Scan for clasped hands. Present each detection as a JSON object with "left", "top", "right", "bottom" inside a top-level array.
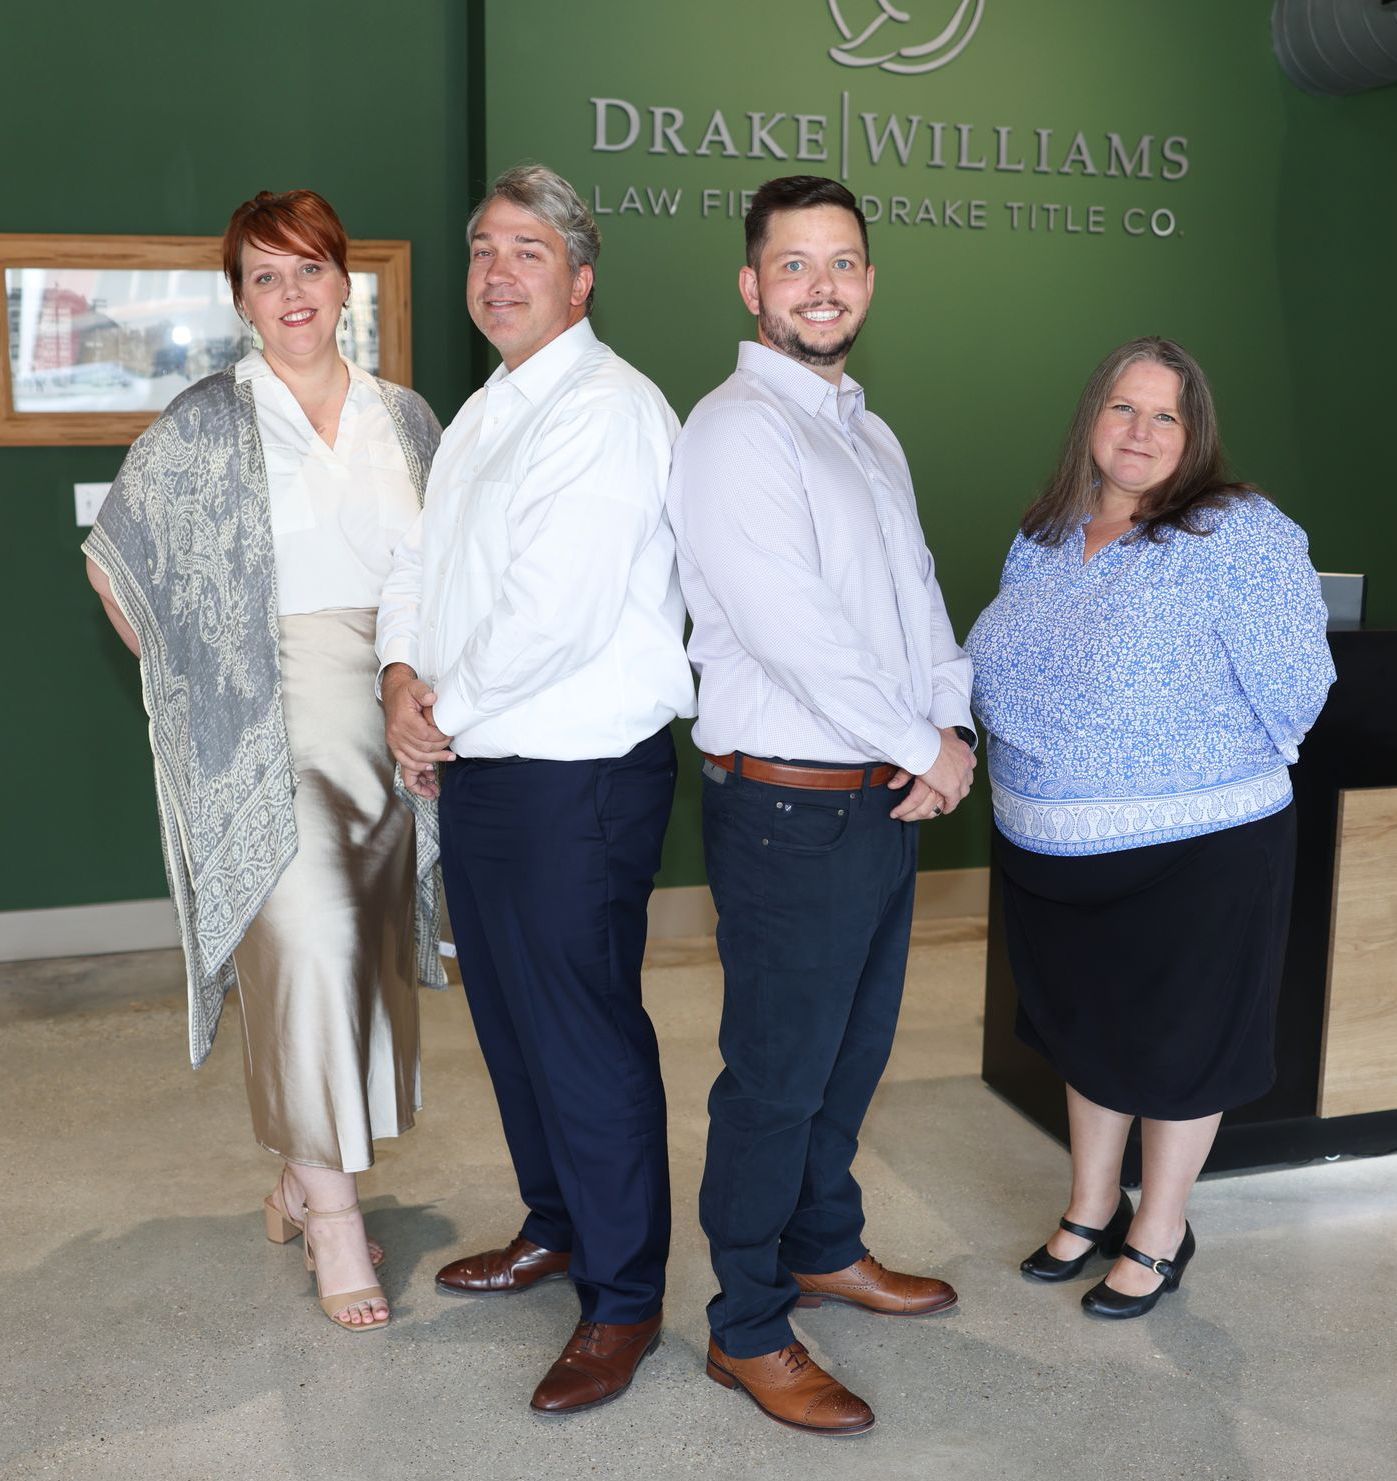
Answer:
[
  {"left": 380, "top": 675, "right": 974, "bottom": 819},
  {"left": 888, "top": 727, "right": 977, "bottom": 823},
  {"left": 381, "top": 663, "right": 455, "bottom": 799}
]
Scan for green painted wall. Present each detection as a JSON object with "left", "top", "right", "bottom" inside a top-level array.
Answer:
[
  {"left": 483, "top": 0, "right": 1397, "bottom": 887},
  {"left": 3, "top": 1, "right": 1393, "bottom": 911},
  {"left": 0, "top": 0, "right": 479, "bottom": 912}
]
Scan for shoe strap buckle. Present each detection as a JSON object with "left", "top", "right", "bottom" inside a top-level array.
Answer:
[{"left": 1120, "top": 1241, "right": 1177, "bottom": 1279}]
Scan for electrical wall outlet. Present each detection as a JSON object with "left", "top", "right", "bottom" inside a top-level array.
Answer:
[{"left": 74, "top": 483, "right": 111, "bottom": 527}]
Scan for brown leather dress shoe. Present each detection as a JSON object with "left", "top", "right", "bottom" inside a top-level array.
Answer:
[
  {"left": 793, "top": 1254, "right": 958, "bottom": 1315},
  {"left": 529, "top": 1313, "right": 663, "bottom": 1414},
  {"left": 705, "top": 1338, "right": 875, "bottom": 1436},
  {"left": 435, "top": 1235, "right": 570, "bottom": 1295}
]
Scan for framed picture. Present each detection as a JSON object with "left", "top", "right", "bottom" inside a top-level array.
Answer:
[{"left": 0, "top": 233, "right": 412, "bottom": 446}]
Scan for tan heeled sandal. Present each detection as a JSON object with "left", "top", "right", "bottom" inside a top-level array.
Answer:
[
  {"left": 302, "top": 1202, "right": 390, "bottom": 1333},
  {"left": 263, "top": 1168, "right": 385, "bottom": 1268},
  {"left": 263, "top": 1168, "right": 304, "bottom": 1245}
]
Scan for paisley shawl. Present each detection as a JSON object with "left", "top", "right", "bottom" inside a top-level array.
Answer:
[{"left": 82, "top": 367, "right": 447, "bottom": 1067}]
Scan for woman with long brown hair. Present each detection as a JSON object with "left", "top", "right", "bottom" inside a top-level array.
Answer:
[
  {"left": 966, "top": 337, "right": 1333, "bottom": 1318},
  {"left": 83, "top": 191, "right": 443, "bottom": 1332}
]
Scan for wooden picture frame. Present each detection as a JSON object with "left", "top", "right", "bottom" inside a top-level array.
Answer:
[{"left": 0, "top": 233, "right": 412, "bottom": 446}]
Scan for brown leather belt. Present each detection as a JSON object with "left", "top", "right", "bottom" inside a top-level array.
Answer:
[{"left": 703, "top": 752, "right": 896, "bottom": 791}]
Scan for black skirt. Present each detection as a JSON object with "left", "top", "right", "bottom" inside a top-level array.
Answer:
[{"left": 995, "top": 805, "right": 1297, "bottom": 1120}]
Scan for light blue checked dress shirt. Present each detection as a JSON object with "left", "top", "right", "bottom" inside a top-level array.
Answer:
[
  {"left": 666, "top": 341, "right": 973, "bottom": 772},
  {"left": 965, "top": 494, "right": 1335, "bottom": 856}
]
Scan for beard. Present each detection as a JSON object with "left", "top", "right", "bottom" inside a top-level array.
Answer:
[{"left": 758, "top": 297, "right": 865, "bottom": 368}]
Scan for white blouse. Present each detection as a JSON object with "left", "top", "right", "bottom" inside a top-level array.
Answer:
[{"left": 236, "top": 351, "right": 419, "bottom": 616}]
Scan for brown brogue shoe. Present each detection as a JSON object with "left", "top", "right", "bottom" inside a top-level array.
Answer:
[
  {"left": 705, "top": 1338, "right": 875, "bottom": 1436},
  {"left": 793, "top": 1254, "right": 958, "bottom": 1316},
  {"left": 529, "top": 1313, "right": 663, "bottom": 1414},
  {"left": 435, "top": 1234, "right": 570, "bottom": 1295}
]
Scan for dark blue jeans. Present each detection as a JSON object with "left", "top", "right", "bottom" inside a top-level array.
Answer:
[
  {"left": 436, "top": 728, "right": 676, "bottom": 1325},
  {"left": 698, "top": 758, "right": 918, "bottom": 1358}
]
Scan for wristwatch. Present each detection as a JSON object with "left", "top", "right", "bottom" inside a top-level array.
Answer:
[{"left": 952, "top": 725, "right": 978, "bottom": 750}]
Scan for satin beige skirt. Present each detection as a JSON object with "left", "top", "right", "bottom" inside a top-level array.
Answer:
[{"left": 233, "top": 608, "right": 420, "bottom": 1172}]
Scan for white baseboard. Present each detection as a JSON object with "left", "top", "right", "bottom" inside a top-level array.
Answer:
[
  {"left": 912, "top": 864, "right": 990, "bottom": 920},
  {"left": 0, "top": 867, "right": 990, "bottom": 963},
  {"left": 0, "top": 898, "right": 181, "bottom": 962},
  {"left": 647, "top": 866, "right": 989, "bottom": 940}
]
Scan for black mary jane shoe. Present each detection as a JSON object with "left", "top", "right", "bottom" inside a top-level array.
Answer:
[
  {"left": 1020, "top": 1189, "right": 1134, "bottom": 1282},
  {"left": 1081, "top": 1222, "right": 1196, "bottom": 1319}
]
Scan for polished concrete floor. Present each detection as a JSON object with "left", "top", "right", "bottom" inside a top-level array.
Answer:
[{"left": 3, "top": 918, "right": 1394, "bottom": 1481}]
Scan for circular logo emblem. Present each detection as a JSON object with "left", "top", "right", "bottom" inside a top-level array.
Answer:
[{"left": 828, "top": 0, "right": 986, "bottom": 75}]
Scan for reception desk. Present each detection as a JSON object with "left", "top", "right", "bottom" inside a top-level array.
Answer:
[{"left": 981, "top": 627, "right": 1397, "bottom": 1178}]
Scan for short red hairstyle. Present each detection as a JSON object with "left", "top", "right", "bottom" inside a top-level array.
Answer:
[{"left": 222, "top": 189, "right": 350, "bottom": 303}]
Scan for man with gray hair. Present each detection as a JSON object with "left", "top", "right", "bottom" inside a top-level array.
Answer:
[{"left": 376, "top": 165, "right": 695, "bottom": 1413}]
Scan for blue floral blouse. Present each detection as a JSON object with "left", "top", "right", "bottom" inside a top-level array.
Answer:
[{"left": 964, "top": 493, "right": 1335, "bottom": 856}]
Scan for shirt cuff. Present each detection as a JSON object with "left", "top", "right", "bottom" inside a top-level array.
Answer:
[
  {"left": 430, "top": 670, "right": 470, "bottom": 742},
  {"left": 890, "top": 716, "right": 943, "bottom": 776},
  {"left": 929, "top": 694, "right": 976, "bottom": 741},
  {"left": 374, "top": 640, "right": 420, "bottom": 701}
]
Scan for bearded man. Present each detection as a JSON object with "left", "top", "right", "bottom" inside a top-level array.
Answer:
[{"left": 665, "top": 174, "right": 977, "bottom": 1437}]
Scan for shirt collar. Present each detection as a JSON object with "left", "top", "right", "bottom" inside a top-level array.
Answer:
[
  {"left": 344, "top": 357, "right": 378, "bottom": 393},
  {"left": 486, "top": 318, "right": 599, "bottom": 404},
  {"left": 736, "top": 339, "right": 865, "bottom": 426},
  {"left": 234, "top": 349, "right": 270, "bottom": 383}
]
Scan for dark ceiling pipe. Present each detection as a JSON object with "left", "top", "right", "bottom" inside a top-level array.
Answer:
[{"left": 1273, "top": 0, "right": 1397, "bottom": 95}]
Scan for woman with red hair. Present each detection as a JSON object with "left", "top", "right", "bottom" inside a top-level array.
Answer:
[{"left": 84, "top": 191, "right": 444, "bottom": 1333}]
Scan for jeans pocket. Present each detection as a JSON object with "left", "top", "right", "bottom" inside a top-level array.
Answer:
[{"left": 767, "top": 794, "right": 854, "bottom": 854}]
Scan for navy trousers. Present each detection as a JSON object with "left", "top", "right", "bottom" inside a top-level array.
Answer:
[
  {"left": 698, "top": 759, "right": 918, "bottom": 1358},
  {"left": 437, "top": 727, "right": 676, "bottom": 1325}
]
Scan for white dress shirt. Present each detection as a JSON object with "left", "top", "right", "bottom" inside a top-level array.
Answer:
[
  {"left": 666, "top": 341, "right": 973, "bottom": 774},
  {"left": 238, "top": 351, "right": 419, "bottom": 615},
  {"left": 376, "top": 319, "right": 696, "bottom": 760}
]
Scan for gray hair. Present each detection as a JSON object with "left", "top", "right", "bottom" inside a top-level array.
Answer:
[{"left": 467, "top": 163, "right": 601, "bottom": 312}]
